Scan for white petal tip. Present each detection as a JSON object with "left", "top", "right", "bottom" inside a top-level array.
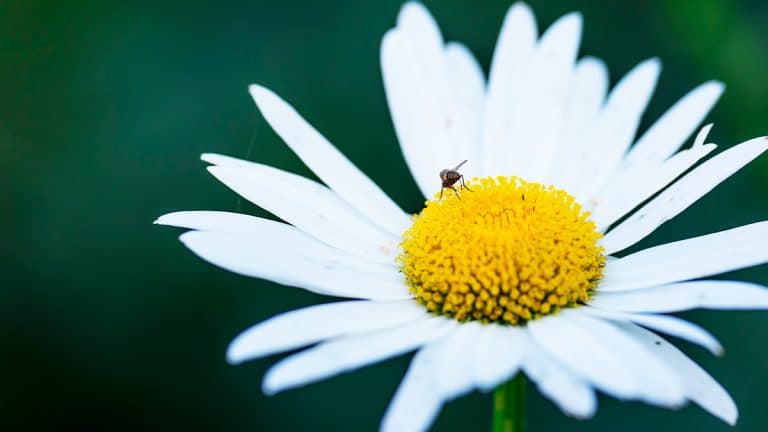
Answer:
[
  {"left": 567, "top": 411, "right": 595, "bottom": 420},
  {"left": 702, "top": 339, "right": 724, "bottom": 357},
  {"left": 381, "top": 27, "right": 399, "bottom": 46},
  {"left": 261, "top": 379, "right": 279, "bottom": 396},
  {"left": 541, "top": 11, "right": 581, "bottom": 44},
  {"left": 640, "top": 57, "right": 662, "bottom": 74},
  {"left": 248, "top": 84, "right": 276, "bottom": 105},
  {"left": 561, "top": 398, "right": 598, "bottom": 420},
  {"left": 560, "top": 11, "right": 583, "bottom": 27},
  {"left": 381, "top": 28, "right": 400, "bottom": 54},
  {"left": 717, "top": 406, "right": 739, "bottom": 426},
  {"left": 226, "top": 332, "right": 265, "bottom": 366},
  {"left": 247, "top": 83, "right": 267, "bottom": 93},
  {"left": 693, "top": 124, "right": 715, "bottom": 147},
  {"left": 508, "top": 2, "right": 534, "bottom": 18},
  {"left": 153, "top": 212, "right": 182, "bottom": 226},
  {"left": 706, "top": 80, "right": 725, "bottom": 94},
  {"left": 580, "top": 55, "right": 606, "bottom": 68},
  {"left": 200, "top": 153, "right": 219, "bottom": 164},
  {"left": 225, "top": 344, "right": 245, "bottom": 365},
  {"left": 178, "top": 231, "right": 195, "bottom": 247},
  {"left": 396, "top": 2, "right": 437, "bottom": 32},
  {"left": 400, "top": 1, "right": 426, "bottom": 13},
  {"left": 262, "top": 369, "right": 293, "bottom": 396}
]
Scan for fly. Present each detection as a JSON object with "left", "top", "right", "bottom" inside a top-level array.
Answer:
[{"left": 439, "top": 160, "right": 472, "bottom": 199}]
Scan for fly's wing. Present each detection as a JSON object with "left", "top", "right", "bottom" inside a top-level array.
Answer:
[{"left": 452, "top": 160, "right": 468, "bottom": 171}]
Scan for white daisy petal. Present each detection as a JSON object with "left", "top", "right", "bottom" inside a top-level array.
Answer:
[
  {"left": 602, "top": 136, "right": 768, "bottom": 254},
  {"left": 521, "top": 333, "right": 597, "bottom": 419},
  {"left": 527, "top": 311, "right": 637, "bottom": 400},
  {"left": 591, "top": 280, "right": 768, "bottom": 313},
  {"left": 445, "top": 42, "right": 485, "bottom": 167},
  {"left": 381, "top": 326, "right": 477, "bottom": 432},
  {"left": 691, "top": 123, "right": 713, "bottom": 148},
  {"left": 155, "top": 210, "right": 281, "bottom": 234},
  {"left": 559, "top": 57, "right": 609, "bottom": 144},
  {"left": 569, "top": 58, "right": 661, "bottom": 199},
  {"left": 180, "top": 231, "right": 409, "bottom": 300},
  {"left": 380, "top": 29, "right": 433, "bottom": 197},
  {"left": 482, "top": 1, "right": 537, "bottom": 177},
  {"left": 550, "top": 56, "right": 609, "bottom": 187},
  {"left": 561, "top": 310, "right": 687, "bottom": 406},
  {"left": 444, "top": 42, "right": 485, "bottom": 115},
  {"left": 600, "top": 220, "right": 768, "bottom": 291},
  {"left": 624, "top": 81, "right": 724, "bottom": 166},
  {"left": 380, "top": 353, "right": 443, "bottom": 432},
  {"left": 248, "top": 85, "right": 412, "bottom": 236},
  {"left": 530, "top": 310, "right": 687, "bottom": 406},
  {"left": 202, "top": 160, "right": 399, "bottom": 264},
  {"left": 200, "top": 153, "right": 263, "bottom": 168},
  {"left": 487, "top": 12, "right": 582, "bottom": 182},
  {"left": 166, "top": 213, "right": 390, "bottom": 275},
  {"left": 227, "top": 300, "right": 425, "bottom": 364},
  {"left": 428, "top": 324, "right": 479, "bottom": 398},
  {"left": 591, "top": 133, "right": 717, "bottom": 231},
  {"left": 396, "top": 2, "right": 443, "bottom": 63},
  {"left": 381, "top": 3, "right": 480, "bottom": 198},
  {"left": 583, "top": 307, "right": 723, "bottom": 356},
  {"left": 159, "top": 211, "right": 398, "bottom": 285},
  {"left": 169, "top": 213, "right": 384, "bottom": 270},
  {"left": 470, "top": 324, "right": 524, "bottom": 392},
  {"left": 620, "top": 323, "right": 738, "bottom": 425},
  {"left": 263, "top": 317, "right": 455, "bottom": 395}
]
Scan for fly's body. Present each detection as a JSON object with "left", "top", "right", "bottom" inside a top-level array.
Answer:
[{"left": 440, "top": 160, "right": 472, "bottom": 199}]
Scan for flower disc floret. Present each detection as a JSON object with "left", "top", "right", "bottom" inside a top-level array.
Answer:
[{"left": 399, "top": 176, "right": 605, "bottom": 325}]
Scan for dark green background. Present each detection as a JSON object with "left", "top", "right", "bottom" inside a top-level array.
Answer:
[{"left": 2, "top": 1, "right": 768, "bottom": 430}]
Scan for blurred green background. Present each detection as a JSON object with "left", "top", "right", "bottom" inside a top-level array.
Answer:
[{"left": 2, "top": 0, "right": 768, "bottom": 430}]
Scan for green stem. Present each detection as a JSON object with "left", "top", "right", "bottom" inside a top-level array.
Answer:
[{"left": 492, "top": 374, "right": 526, "bottom": 432}]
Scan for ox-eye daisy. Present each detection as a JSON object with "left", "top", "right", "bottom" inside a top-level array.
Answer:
[{"left": 157, "top": 2, "right": 768, "bottom": 431}]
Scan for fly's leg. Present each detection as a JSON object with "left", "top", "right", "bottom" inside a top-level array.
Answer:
[{"left": 460, "top": 175, "right": 473, "bottom": 192}]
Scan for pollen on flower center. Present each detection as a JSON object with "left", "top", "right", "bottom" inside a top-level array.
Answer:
[{"left": 399, "top": 176, "right": 605, "bottom": 325}]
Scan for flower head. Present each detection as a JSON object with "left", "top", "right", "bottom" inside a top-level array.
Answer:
[
  {"left": 157, "top": 2, "right": 768, "bottom": 431},
  {"left": 401, "top": 176, "right": 605, "bottom": 324}
]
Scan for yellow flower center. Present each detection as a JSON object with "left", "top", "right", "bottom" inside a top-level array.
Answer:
[{"left": 399, "top": 176, "right": 605, "bottom": 325}]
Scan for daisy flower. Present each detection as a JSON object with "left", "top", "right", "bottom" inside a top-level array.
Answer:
[{"left": 157, "top": 2, "right": 768, "bottom": 431}]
